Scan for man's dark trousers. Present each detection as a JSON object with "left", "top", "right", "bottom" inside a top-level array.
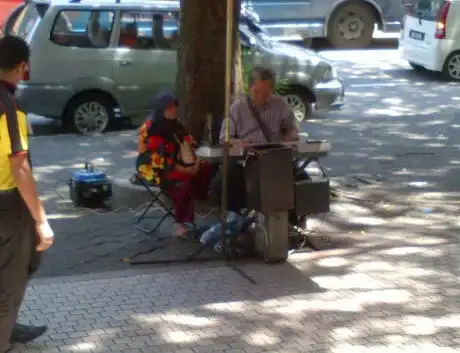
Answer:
[
  {"left": 0, "top": 189, "right": 35, "bottom": 352},
  {"left": 211, "top": 160, "right": 247, "bottom": 214}
]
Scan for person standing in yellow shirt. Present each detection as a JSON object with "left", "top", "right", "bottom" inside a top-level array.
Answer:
[{"left": 0, "top": 36, "right": 54, "bottom": 353}]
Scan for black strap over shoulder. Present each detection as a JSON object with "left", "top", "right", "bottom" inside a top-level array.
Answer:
[{"left": 246, "top": 96, "right": 272, "bottom": 143}]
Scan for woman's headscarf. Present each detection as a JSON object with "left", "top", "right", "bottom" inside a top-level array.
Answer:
[{"left": 147, "top": 91, "right": 186, "bottom": 141}]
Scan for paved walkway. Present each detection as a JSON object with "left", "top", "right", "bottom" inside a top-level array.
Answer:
[
  {"left": 29, "top": 125, "right": 460, "bottom": 278},
  {"left": 15, "top": 237, "right": 460, "bottom": 353}
]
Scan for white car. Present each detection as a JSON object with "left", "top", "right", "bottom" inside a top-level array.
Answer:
[{"left": 399, "top": 0, "right": 460, "bottom": 80}]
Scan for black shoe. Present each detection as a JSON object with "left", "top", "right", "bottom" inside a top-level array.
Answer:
[{"left": 10, "top": 323, "right": 47, "bottom": 344}]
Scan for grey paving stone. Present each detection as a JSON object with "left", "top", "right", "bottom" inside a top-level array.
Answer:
[{"left": 11, "top": 243, "right": 460, "bottom": 353}]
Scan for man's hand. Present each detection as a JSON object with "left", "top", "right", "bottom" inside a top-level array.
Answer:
[{"left": 35, "top": 221, "right": 54, "bottom": 252}]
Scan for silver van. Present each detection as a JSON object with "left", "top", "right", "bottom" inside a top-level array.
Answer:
[
  {"left": 6, "top": 0, "right": 345, "bottom": 134},
  {"left": 244, "top": 0, "right": 404, "bottom": 48}
]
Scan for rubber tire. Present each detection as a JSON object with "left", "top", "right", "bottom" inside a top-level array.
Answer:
[
  {"left": 409, "top": 62, "right": 425, "bottom": 71},
  {"left": 442, "top": 51, "right": 460, "bottom": 81},
  {"left": 282, "top": 87, "right": 314, "bottom": 123},
  {"left": 63, "top": 93, "right": 115, "bottom": 135},
  {"left": 328, "top": 2, "right": 375, "bottom": 49}
]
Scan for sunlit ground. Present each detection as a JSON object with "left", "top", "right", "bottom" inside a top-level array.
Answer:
[
  {"left": 27, "top": 52, "right": 460, "bottom": 276},
  {"left": 17, "top": 46, "right": 460, "bottom": 352},
  {"left": 21, "top": 238, "right": 460, "bottom": 352}
]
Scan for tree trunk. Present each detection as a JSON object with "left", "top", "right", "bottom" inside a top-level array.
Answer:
[
  {"left": 231, "top": 0, "right": 244, "bottom": 99},
  {"left": 177, "top": 0, "right": 241, "bottom": 144}
]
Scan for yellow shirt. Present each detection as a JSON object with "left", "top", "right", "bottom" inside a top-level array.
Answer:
[{"left": 0, "top": 83, "right": 29, "bottom": 191}]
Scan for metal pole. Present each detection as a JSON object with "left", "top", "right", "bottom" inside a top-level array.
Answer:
[{"left": 220, "top": 0, "right": 234, "bottom": 257}]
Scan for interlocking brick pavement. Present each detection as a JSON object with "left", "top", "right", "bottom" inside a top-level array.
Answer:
[
  {"left": 29, "top": 128, "right": 460, "bottom": 278},
  {"left": 13, "top": 240, "right": 460, "bottom": 353}
]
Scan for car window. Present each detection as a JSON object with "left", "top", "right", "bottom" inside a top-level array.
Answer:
[
  {"left": 240, "top": 30, "right": 254, "bottom": 49},
  {"left": 117, "top": 11, "right": 179, "bottom": 50},
  {"left": 410, "top": 0, "right": 446, "bottom": 21},
  {"left": 50, "top": 10, "right": 115, "bottom": 48},
  {"left": 9, "top": 3, "right": 46, "bottom": 40},
  {"left": 239, "top": 21, "right": 272, "bottom": 49}
]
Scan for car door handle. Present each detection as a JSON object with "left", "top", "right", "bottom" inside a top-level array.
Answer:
[{"left": 121, "top": 60, "right": 133, "bottom": 66}]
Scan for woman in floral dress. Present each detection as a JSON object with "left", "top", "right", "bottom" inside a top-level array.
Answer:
[{"left": 137, "top": 92, "right": 213, "bottom": 238}]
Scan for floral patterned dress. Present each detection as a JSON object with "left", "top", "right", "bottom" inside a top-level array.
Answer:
[{"left": 136, "top": 119, "right": 197, "bottom": 187}]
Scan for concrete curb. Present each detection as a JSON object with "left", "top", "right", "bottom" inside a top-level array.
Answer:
[{"left": 29, "top": 264, "right": 216, "bottom": 286}]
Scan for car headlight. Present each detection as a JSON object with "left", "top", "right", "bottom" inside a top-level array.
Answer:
[{"left": 321, "top": 66, "right": 338, "bottom": 81}]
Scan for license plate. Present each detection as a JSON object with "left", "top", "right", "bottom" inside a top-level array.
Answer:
[{"left": 409, "top": 30, "right": 425, "bottom": 41}]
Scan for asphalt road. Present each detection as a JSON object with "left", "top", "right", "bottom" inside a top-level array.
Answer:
[{"left": 28, "top": 40, "right": 460, "bottom": 278}]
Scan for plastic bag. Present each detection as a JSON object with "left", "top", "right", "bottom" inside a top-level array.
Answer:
[{"left": 200, "top": 211, "right": 245, "bottom": 249}]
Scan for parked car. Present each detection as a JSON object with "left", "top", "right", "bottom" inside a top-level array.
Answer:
[
  {"left": 244, "top": 0, "right": 404, "bottom": 48},
  {"left": 399, "top": 0, "right": 460, "bottom": 80},
  {"left": 8, "top": 0, "right": 344, "bottom": 134},
  {"left": 0, "top": 0, "right": 22, "bottom": 36}
]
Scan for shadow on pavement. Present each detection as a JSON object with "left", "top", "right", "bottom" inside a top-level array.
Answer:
[
  {"left": 16, "top": 34, "right": 460, "bottom": 353},
  {"left": 22, "top": 234, "right": 460, "bottom": 353},
  {"left": 27, "top": 36, "right": 460, "bottom": 281},
  {"left": 310, "top": 37, "right": 398, "bottom": 51}
]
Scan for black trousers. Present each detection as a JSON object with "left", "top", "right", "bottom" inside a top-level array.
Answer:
[
  {"left": 211, "top": 160, "right": 247, "bottom": 214},
  {"left": 0, "top": 189, "right": 35, "bottom": 352}
]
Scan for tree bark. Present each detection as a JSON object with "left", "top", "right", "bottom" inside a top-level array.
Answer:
[
  {"left": 177, "top": 0, "right": 242, "bottom": 144},
  {"left": 231, "top": 0, "right": 244, "bottom": 99}
]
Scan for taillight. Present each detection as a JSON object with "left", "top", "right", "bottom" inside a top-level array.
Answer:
[
  {"left": 435, "top": 1, "right": 451, "bottom": 39},
  {"left": 23, "top": 68, "right": 29, "bottom": 81}
]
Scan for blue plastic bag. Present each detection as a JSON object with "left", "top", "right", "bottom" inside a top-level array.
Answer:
[{"left": 200, "top": 211, "right": 245, "bottom": 250}]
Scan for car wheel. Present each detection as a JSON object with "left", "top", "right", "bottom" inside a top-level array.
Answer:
[
  {"left": 64, "top": 93, "right": 115, "bottom": 134},
  {"left": 283, "top": 89, "right": 314, "bottom": 123},
  {"left": 328, "top": 2, "right": 374, "bottom": 49},
  {"left": 442, "top": 52, "right": 460, "bottom": 81}
]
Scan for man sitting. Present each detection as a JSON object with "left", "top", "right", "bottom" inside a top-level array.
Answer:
[{"left": 212, "top": 65, "right": 299, "bottom": 213}]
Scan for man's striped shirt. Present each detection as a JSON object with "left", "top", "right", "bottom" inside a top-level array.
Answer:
[{"left": 220, "top": 95, "right": 297, "bottom": 144}]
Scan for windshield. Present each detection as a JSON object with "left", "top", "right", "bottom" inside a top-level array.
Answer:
[
  {"left": 240, "top": 20, "right": 272, "bottom": 48},
  {"left": 406, "top": 0, "right": 446, "bottom": 21}
]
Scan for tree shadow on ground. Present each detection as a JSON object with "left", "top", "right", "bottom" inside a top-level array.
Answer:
[
  {"left": 19, "top": 235, "right": 460, "bottom": 352},
  {"left": 298, "top": 57, "right": 460, "bottom": 271},
  {"left": 29, "top": 63, "right": 460, "bottom": 276},
  {"left": 18, "top": 49, "right": 460, "bottom": 352}
]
